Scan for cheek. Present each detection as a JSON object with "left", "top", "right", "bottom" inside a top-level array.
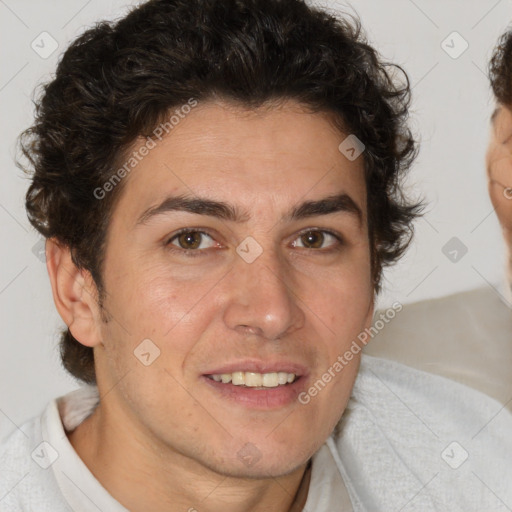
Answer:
[
  {"left": 298, "top": 268, "right": 372, "bottom": 384},
  {"left": 108, "top": 259, "right": 217, "bottom": 333},
  {"left": 98, "top": 263, "right": 220, "bottom": 381},
  {"left": 488, "top": 156, "right": 512, "bottom": 229},
  {"left": 320, "top": 262, "right": 373, "bottom": 358},
  {"left": 489, "top": 152, "right": 512, "bottom": 186},
  {"left": 320, "top": 256, "right": 373, "bottom": 326}
]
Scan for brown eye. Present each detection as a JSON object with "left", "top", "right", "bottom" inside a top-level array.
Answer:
[
  {"left": 178, "top": 231, "right": 202, "bottom": 249},
  {"left": 293, "top": 230, "right": 341, "bottom": 250},
  {"left": 169, "top": 230, "right": 215, "bottom": 250},
  {"left": 301, "top": 231, "right": 325, "bottom": 248}
]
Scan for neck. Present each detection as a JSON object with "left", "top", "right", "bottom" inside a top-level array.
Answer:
[{"left": 67, "top": 402, "right": 311, "bottom": 512}]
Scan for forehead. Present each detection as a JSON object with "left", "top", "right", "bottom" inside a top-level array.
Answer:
[
  {"left": 113, "top": 100, "right": 367, "bottom": 224},
  {"left": 492, "top": 105, "right": 512, "bottom": 142}
]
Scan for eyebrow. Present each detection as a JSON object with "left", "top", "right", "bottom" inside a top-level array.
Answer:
[{"left": 135, "top": 192, "right": 363, "bottom": 227}]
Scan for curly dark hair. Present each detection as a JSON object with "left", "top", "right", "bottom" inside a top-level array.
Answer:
[
  {"left": 18, "top": 0, "right": 420, "bottom": 385},
  {"left": 489, "top": 28, "right": 512, "bottom": 105}
]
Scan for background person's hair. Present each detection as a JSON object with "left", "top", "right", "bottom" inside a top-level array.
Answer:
[
  {"left": 490, "top": 27, "right": 512, "bottom": 106},
  {"left": 18, "top": 0, "right": 420, "bottom": 385}
]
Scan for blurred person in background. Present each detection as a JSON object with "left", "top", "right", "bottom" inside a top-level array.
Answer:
[{"left": 367, "top": 27, "right": 512, "bottom": 413}]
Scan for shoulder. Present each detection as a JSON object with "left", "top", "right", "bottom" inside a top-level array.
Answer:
[
  {"left": 0, "top": 402, "right": 71, "bottom": 512},
  {"left": 331, "top": 354, "right": 512, "bottom": 511},
  {"left": 365, "top": 287, "right": 512, "bottom": 407}
]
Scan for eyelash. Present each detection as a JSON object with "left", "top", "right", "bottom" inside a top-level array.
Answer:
[{"left": 165, "top": 227, "right": 345, "bottom": 257}]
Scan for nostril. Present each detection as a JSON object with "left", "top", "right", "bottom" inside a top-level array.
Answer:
[{"left": 236, "top": 325, "right": 263, "bottom": 336}]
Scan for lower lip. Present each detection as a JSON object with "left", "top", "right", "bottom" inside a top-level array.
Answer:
[{"left": 201, "top": 375, "right": 307, "bottom": 409}]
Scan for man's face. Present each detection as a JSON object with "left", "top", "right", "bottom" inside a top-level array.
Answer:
[
  {"left": 90, "top": 99, "right": 374, "bottom": 478},
  {"left": 487, "top": 105, "right": 512, "bottom": 239}
]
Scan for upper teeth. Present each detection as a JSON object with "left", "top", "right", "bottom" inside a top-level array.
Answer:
[{"left": 209, "top": 372, "right": 296, "bottom": 387}]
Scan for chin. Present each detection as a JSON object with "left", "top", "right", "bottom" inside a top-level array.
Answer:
[
  {"left": 211, "top": 453, "right": 311, "bottom": 480},
  {"left": 203, "top": 434, "right": 320, "bottom": 480}
]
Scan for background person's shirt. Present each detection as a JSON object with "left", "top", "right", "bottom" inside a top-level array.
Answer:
[
  {"left": 1, "top": 354, "right": 512, "bottom": 511},
  {"left": 366, "top": 286, "right": 512, "bottom": 410}
]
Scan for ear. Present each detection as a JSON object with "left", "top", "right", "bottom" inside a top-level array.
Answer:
[{"left": 46, "top": 238, "right": 103, "bottom": 348}]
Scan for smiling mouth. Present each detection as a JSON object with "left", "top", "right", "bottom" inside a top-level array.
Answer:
[{"left": 206, "top": 371, "right": 297, "bottom": 388}]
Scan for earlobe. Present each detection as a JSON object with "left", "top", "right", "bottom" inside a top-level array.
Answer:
[{"left": 46, "top": 238, "right": 102, "bottom": 348}]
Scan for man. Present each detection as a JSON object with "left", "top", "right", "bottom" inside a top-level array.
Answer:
[{"left": 1, "top": 1, "right": 511, "bottom": 511}]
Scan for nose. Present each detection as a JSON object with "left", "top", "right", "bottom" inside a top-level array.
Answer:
[{"left": 222, "top": 248, "right": 306, "bottom": 341}]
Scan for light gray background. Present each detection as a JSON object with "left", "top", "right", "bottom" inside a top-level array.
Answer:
[{"left": 1, "top": 0, "right": 510, "bottom": 440}]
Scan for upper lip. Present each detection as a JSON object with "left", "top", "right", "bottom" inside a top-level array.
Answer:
[{"left": 203, "top": 359, "right": 308, "bottom": 377}]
